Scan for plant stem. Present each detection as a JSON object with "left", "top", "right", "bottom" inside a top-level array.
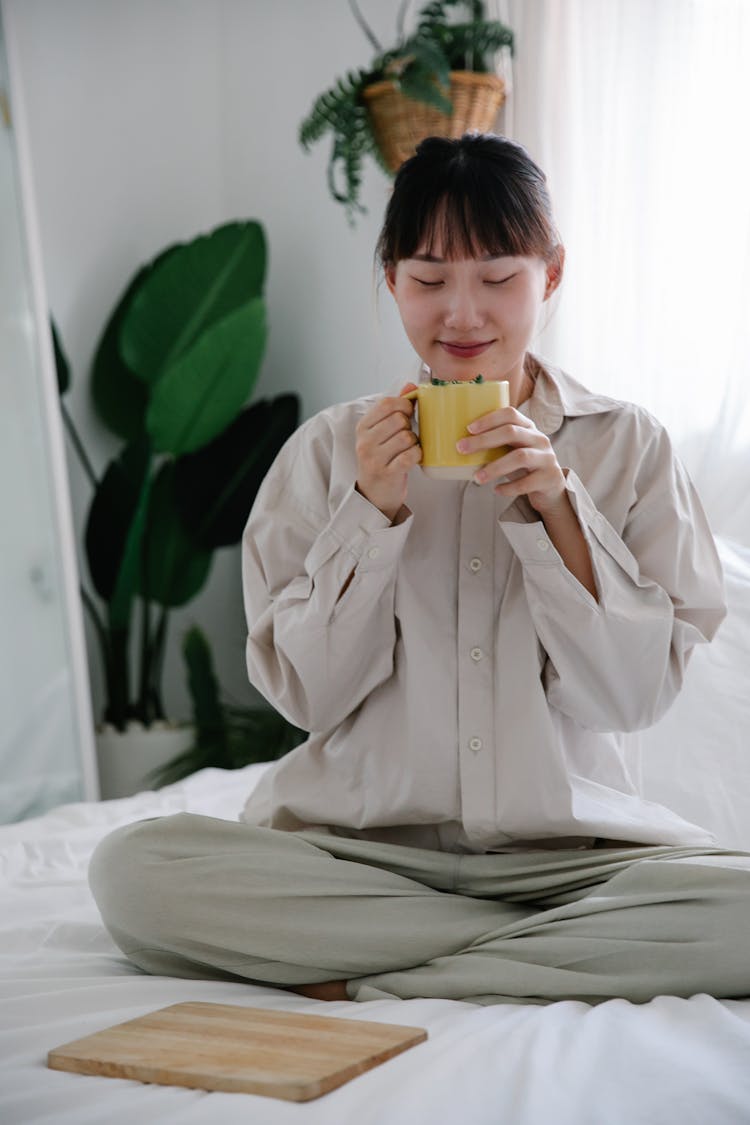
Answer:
[
  {"left": 80, "top": 585, "right": 107, "bottom": 648},
  {"left": 348, "top": 0, "right": 382, "bottom": 52},
  {"left": 151, "top": 607, "right": 169, "bottom": 720},
  {"left": 138, "top": 592, "right": 151, "bottom": 724},
  {"left": 104, "top": 622, "right": 130, "bottom": 730},
  {"left": 60, "top": 401, "right": 98, "bottom": 488}
]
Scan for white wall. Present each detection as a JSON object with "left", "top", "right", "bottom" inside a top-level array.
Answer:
[{"left": 5, "top": 0, "right": 431, "bottom": 724}]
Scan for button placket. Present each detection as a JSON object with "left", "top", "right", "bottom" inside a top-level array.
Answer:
[{"left": 456, "top": 482, "right": 497, "bottom": 837}]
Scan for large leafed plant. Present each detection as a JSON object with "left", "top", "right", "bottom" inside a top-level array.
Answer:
[{"left": 55, "top": 220, "right": 300, "bottom": 733}]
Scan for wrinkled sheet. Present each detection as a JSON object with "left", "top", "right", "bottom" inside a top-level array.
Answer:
[{"left": 2, "top": 763, "right": 750, "bottom": 1125}]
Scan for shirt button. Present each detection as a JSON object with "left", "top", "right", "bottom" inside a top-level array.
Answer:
[
  {"left": 366, "top": 546, "right": 380, "bottom": 560},
  {"left": 470, "top": 647, "right": 483, "bottom": 662},
  {"left": 469, "top": 557, "right": 482, "bottom": 572},
  {"left": 536, "top": 538, "right": 550, "bottom": 552},
  {"left": 469, "top": 737, "right": 483, "bottom": 752}
]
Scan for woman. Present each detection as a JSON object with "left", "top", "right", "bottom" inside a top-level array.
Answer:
[{"left": 90, "top": 135, "right": 750, "bottom": 1007}]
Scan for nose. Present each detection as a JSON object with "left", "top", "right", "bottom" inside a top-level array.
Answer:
[{"left": 443, "top": 284, "right": 486, "bottom": 332}]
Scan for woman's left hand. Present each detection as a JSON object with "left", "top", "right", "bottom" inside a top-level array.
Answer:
[{"left": 456, "top": 407, "right": 567, "bottom": 516}]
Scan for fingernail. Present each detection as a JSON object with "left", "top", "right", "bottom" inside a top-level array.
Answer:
[
  {"left": 474, "top": 470, "right": 487, "bottom": 483},
  {"left": 456, "top": 440, "right": 468, "bottom": 453},
  {"left": 467, "top": 422, "right": 479, "bottom": 433}
]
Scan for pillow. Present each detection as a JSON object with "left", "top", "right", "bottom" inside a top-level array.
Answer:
[{"left": 622, "top": 537, "right": 750, "bottom": 850}]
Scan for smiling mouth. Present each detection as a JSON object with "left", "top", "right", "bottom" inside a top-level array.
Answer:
[{"left": 439, "top": 340, "right": 494, "bottom": 358}]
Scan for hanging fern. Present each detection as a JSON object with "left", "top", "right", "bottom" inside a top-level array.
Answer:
[
  {"left": 439, "top": 21, "right": 514, "bottom": 71},
  {"left": 298, "top": 0, "right": 515, "bottom": 221}
]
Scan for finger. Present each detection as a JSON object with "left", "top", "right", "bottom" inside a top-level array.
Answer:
[
  {"left": 480, "top": 446, "right": 545, "bottom": 478},
  {"left": 474, "top": 444, "right": 559, "bottom": 485},
  {"left": 369, "top": 409, "right": 414, "bottom": 446},
  {"left": 466, "top": 407, "right": 531, "bottom": 435},
  {"left": 386, "top": 442, "right": 422, "bottom": 471},
  {"left": 398, "top": 382, "right": 418, "bottom": 396},
  {"left": 458, "top": 424, "right": 546, "bottom": 454},
  {"left": 380, "top": 427, "right": 421, "bottom": 466},
  {"left": 359, "top": 395, "right": 414, "bottom": 432}
]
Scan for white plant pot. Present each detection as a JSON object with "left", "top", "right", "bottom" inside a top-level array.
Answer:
[{"left": 95, "top": 721, "right": 195, "bottom": 800}]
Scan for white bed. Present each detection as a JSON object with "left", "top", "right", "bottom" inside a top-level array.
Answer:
[{"left": 2, "top": 536, "right": 750, "bottom": 1125}]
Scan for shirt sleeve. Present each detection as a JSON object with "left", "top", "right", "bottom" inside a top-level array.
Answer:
[
  {"left": 498, "top": 422, "right": 727, "bottom": 733},
  {"left": 241, "top": 415, "right": 413, "bottom": 732}
]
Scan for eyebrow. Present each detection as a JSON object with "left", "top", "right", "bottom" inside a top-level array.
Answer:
[{"left": 411, "top": 253, "right": 506, "bottom": 263}]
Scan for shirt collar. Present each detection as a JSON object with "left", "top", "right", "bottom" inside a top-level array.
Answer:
[{"left": 522, "top": 354, "right": 620, "bottom": 435}]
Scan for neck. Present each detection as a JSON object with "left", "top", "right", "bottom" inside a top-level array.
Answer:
[{"left": 510, "top": 354, "right": 537, "bottom": 408}]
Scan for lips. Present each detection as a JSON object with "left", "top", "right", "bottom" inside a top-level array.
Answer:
[{"left": 439, "top": 340, "right": 494, "bottom": 359}]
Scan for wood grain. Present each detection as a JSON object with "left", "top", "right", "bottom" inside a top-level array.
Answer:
[{"left": 47, "top": 1001, "right": 428, "bottom": 1101}]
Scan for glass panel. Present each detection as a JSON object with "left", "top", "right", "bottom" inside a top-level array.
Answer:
[{"left": 0, "top": 11, "right": 90, "bottom": 820}]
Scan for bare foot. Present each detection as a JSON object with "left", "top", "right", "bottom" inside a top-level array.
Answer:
[{"left": 287, "top": 980, "right": 350, "bottom": 1001}]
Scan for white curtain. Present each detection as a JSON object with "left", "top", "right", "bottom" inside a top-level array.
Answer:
[{"left": 496, "top": 0, "right": 750, "bottom": 544}]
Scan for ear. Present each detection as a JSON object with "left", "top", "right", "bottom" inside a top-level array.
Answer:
[
  {"left": 384, "top": 262, "right": 397, "bottom": 296},
  {"left": 543, "top": 245, "right": 565, "bottom": 300}
]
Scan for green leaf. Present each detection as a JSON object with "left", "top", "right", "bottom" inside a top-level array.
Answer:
[
  {"left": 299, "top": 68, "right": 370, "bottom": 148},
  {"left": 120, "top": 221, "right": 267, "bottom": 385},
  {"left": 400, "top": 33, "right": 451, "bottom": 89},
  {"left": 84, "top": 435, "right": 150, "bottom": 601},
  {"left": 398, "top": 67, "right": 453, "bottom": 114},
  {"left": 50, "top": 318, "right": 70, "bottom": 395},
  {"left": 148, "top": 704, "right": 307, "bottom": 787},
  {"left": 173, "top": 394, "right": 300, "bottom": 549},
  {"left": 90, "top": 250, "right": 177, "bottom": 440},
  {"left": 140, "top": 462, "right": 212, "bottom": 608},
  {"left": 182, "top": 626, "right": 225, "bottom": 740},
  {"left": 109, "top": 465, "right": 154, "bottom": 630},
  {"left": 145, "top": 298, "right": 267, "bottom": 455}
]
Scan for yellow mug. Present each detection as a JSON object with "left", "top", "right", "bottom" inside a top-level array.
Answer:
[{"left": 402, "top": 380, "right": 510, "bottom": 479}]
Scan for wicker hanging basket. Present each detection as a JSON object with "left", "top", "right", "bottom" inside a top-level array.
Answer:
[{"left": 362, "top": 70, "right": 506, "bottom": 173}]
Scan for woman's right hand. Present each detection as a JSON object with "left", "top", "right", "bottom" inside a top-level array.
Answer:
[{"left": 355, "top": 382, "right": 421, "bottom": 522}]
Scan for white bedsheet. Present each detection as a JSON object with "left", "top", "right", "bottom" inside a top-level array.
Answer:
[
  {"left": 2, "top": 763, "right": 750, "bottom": 1125},
  {"left": 3, "top": 535, "right": 750, "bottom": 1123}
]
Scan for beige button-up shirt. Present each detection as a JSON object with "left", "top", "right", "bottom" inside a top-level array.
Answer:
[{"left": 240, "top": 360, "right": 726, "bottom": 852}]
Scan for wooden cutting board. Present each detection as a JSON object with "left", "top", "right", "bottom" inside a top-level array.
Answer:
[{"left": 47, "top": 1001, "right": 428, "bottom": 1102}]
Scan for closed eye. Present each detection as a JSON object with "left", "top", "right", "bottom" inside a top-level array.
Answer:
[
  {"left": 411, "top": 277, "right": 444, "bottom": 287},
  {"left": 485, "top": 274, "right": 517, "bottom": 286}
]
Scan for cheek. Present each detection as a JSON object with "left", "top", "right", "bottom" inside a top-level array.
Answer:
[
  {"left": 397, "top": 292, "right": 437, "bottom": 335},
  {"left": 503, "top": 288, "right": 543, "bottom": 331}
]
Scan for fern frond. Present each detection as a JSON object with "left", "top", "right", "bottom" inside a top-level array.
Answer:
[
  {"left": 416, "top": 0, "right": 489, "bottom": 37},
  {"left": 299, "top": 68, "right": 369, "bottom": 148},
  {"left": 400, "top": 33, "right": 451, "bottom": 86},
  {"left": 398, "top": 65, "right": 453, "bottom": 115},
  {"left": 326, "top": 109, "right": 372, "bottom": 221},
  {"left": 416, "top": 0, "right": 451, "bottom": 35},
  {"left": 443, "top": 21, "right": 514, "bottom": 70}
]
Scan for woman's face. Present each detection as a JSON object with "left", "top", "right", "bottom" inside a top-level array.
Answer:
[{"left": 385, "top": 242, "right": 563, "bottom": 402}]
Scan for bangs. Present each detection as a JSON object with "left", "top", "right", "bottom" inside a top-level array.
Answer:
[
  {"left": 414, "top": 187, "right": 543, "bottom": 261},
  {"left": 377, "top": 134, "right": 558, "bottom": 266}
]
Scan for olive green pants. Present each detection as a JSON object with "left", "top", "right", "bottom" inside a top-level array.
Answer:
[{"left": 88, "top": 812, "right": 750, "bottom": 1006}]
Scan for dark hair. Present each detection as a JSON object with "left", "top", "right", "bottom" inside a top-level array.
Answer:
[{"left": 376, "top": 133, "right": 560, "bottom": 267}]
